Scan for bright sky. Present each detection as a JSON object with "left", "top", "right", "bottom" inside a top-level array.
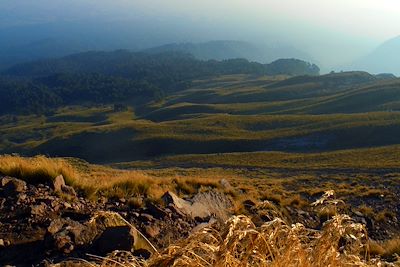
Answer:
[
  {"left": 131, "top": 0, "right": 400, "bottom": 40},
  {"left": 2, "top": 0, "right": 399, "bottom": 39},
  {"left": 1, "top": 0, "right": 399, "bottom": 67}
]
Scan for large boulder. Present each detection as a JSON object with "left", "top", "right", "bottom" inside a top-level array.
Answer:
[
  {"left": 94, "top": 225, "right": 136, "bottom": 255},
  {"left": 162, "top": 191, "right": 211, "bottom": 220},
  {"left": 90, "top": 211, "right": 157, "bottom": 257},
  {"left": 45, "top": 212, "right": 157, "bottom": 258},
  {"left": 162, "top": 191, "right": 232, "bottom": 221}
]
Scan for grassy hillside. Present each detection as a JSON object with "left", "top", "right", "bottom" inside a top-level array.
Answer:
[{"left": 1, "top": 71, "right": 400, "bottom": 162}]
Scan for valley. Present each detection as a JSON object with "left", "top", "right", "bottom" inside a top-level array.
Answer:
[{"left": 1, "top": 52, "right": 400, "bottom": 266}]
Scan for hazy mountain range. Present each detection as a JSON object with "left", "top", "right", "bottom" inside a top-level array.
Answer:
[
  {"left": 350, "top": 36, "right": 400, "bottom": 75},
  {"left": 0, "top": 18, "right": 398, "bottom": 75},
  {"left": 144, "top": 41, "right": 314, "bottom": 64}
]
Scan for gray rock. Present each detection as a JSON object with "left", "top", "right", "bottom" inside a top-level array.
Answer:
[{"left": 162, "top": 191, "right": 211, "bottom": 220}]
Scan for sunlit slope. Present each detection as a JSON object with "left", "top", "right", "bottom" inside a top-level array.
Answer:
[
  {"left": 140, "top": 72, "right": 400, "bottom": 121},
  {"left": 3, "top": 110, "right": 400, "bottom": 163},
  {"left": 1, "top": 72, "right": 400, "bottom": 163}
]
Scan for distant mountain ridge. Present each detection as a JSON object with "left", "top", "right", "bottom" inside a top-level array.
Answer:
[
  {"left": 2, "top": 50, "right": 320, "bottom": 78},
  {"left": 351, "top": 36, "right": 400, "bottom": 75},
  {"left": 0, "top": 50, "right": 320, "bottom": 115},
  {"left": 143, "top": 40, "right": 314, "bottom": 64}
]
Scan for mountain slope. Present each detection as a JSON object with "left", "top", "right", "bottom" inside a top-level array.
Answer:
[
  {"left": 352, "top": 36, "right": 400, "bottom": 75},
  {"left": 144, "top": 40, "right": 314, "bottom": 63}
]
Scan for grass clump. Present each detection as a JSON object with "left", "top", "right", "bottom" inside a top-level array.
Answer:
[
  {"left": 0, "top": 155, "right": 78, "bottom": 185},
  {"left": 0, "top": 155, "right": 225, "bottom": 203},
  {"left": 79, "top": 194, "right": 389, "bottom": 267}
]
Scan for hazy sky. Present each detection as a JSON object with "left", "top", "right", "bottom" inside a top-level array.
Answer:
[{"left": 1, "top": 0, "right": 399, "bottom": 68}]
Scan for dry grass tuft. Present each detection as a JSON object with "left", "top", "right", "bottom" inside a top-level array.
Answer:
[
  {"left": 81, "top": 215, "right": 378, "bottom": 267},
  {"left": 64, "top": 191, "right": 396, "bottom": 267},
  {"left": 0, "top": 155, "right": 225, "bottom": 202},
  {"left": 0, "top": 155, "right": 78, "bottom": 185}
]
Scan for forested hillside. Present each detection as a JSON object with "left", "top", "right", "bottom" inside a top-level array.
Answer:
[{"left": 0, "top": 51, "right": 319, "bottom": 115}]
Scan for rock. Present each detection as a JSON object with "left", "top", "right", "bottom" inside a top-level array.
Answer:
[
  {"left": 47, "top": 219, "right": 66, "bottom": 235},
  {"left": 17, "top": 193, "right": 27, "bottom": 202},
  {"left": 94, "top": 225, "right": 136, "bottom": 254},
  {"left": 61, "top": 185, "right": 77, "bottom": 197},
  {"left": 354, "top": 211, "right": 364, "bottom": 217},
  {"left": 139, "top": 213, "right": 155, "bottom": 223},
  {"left": 220, "top": 179, "right": 231, "bottom": 189},
  {"left": 243, "top": 199, "right": 256, "bottom": 210},
  {"left": 192, "top": 191, "right": 232, "bottom": 221},
  {"left": 0, "top": 239, "right": 5, "bottom": 247},
  {"left": 146, "top": 202, "right": 167, "bottom": 219},
  {"left": 1, "top": 177, "right": 27, "bottom": 196},
  {"left": 162, "top": 191, "right": 211, "bottom": 220},
  {"left": 30, "top": 203, "right": 47, "bottom": 217},
  {"left": 144, "top": 225, "right": 160, "bottom": 238},
  {"left": 90, "top": 212, "right": 157, "bottom": 257},
  {"left": 47, "top": 218, "right": 96, "bottom": 250},
  {"left": 191, "top": 218, "right": 217, "bottom": 234},
  {"left": 53, "top": 232, "right": 74, "bottom": 254},
  {"left": 53, "top": 175, "right": 66, "bottom": 192},
  {"left": 53, "top": 175, "right": 77, "bottom": 197}
]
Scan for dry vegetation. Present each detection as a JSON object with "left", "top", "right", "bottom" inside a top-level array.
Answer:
[
  {"left": 2, "top": 155, "right": 400, "bottom": 266},
  {"left": 55, "top": 192, "right": 400, "bottom": 267},
  {"left": 0, "top": 155, "right": 222, "bottom": 203}
]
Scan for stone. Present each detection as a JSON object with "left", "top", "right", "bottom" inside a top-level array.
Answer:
[
  {"left": 94, "top": 225, "right": 135, "bottom": 254},
  {"left": 30, "top": 203, "right": 47, "bottom": 217},
  {"left": 47, "top": 219, "right": 66, "bottom": 235},
  {"left": 162, "top": 191, "right": 215, "bottom": 220},
  {"left": 191, "top": 218, "right": 217, "bottom": 234},
  {"left": 61, "top": 185, "right": 77, "bottom": 197},
  {"left": 243, "top": 199, "right": 256, "bottom": 210},
  {"left": 354, "top": 211, "right": 364, "bottom": 217},
  {"left": 144, "top": 225, "right": 160, "bottom": 238},
  {"left": 53, "top": 175, "right": 66, "bottom": 193},
  {"left": 139, "top": 213, "right": 155, "bottom": 223},
  {"left": 220, "top": 179, "right": 232, "bottom": 189},
  {"left": 53, "top": 175, "right": 77, "bottom": 197},
  {"left": 91, "top": 212, "right": 157, "bottom": 257},
  {"left": 0, "top": 239, "right": 5, "bottom": 247},
  {"left": 53, "top": 231, "right": 74, "bottom": 254},
  {"left": 146, "top": 202, "right": 167, "bottom": 219},
  {"left": 162, "top": 191, "right": 208, "bottom": 219},
  {"left": 1, "top": 177, "right": 27, "bottom": 196}
]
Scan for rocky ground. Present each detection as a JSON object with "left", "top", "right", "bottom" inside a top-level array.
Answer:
[
  {"left": 0, "top": 175, "right": 232, "bottom": 266},
  {"left": 1, "top": 175, "right": 399, "bottom": 266}
]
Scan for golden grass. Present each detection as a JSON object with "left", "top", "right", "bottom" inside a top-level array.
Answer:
[
  {"left": 0, "top": 155, "right": 78, "bottom": 185},
  {"left": 60, "top": 192, "right": 396, "bottom": 267},
  {"left": 2, "top": 156, "right": 399, "bottom": 266},
  {"left": 0, "top": 155, "right": 223, "bottom": 202},
  {"left": 369, "top": 238, "right": 400, "bottom": 260}
]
